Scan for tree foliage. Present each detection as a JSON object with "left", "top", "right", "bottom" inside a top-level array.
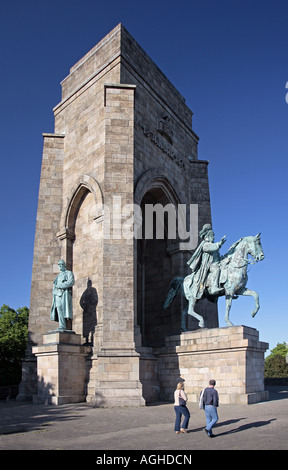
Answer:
[
  {"left": 266, "top": 342, "right": 288, "bottom": 359},
  {"left": 264, "top": 342, "right": 288, "bottom": 378},
  {"left": 0, "top": 304, "right": 29, "bottom": 386}
]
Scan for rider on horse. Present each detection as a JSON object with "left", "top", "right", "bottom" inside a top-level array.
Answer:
[
  {"left": 186, "top": 224, "right": 226, "bottom": 299},
  {"left": 164, "top": 226, "right": 264, "bottom": 329}
]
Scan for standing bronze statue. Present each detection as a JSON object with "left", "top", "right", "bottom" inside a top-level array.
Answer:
[{"left": 50, "top": 260, "right": 75, "bottom": 330}]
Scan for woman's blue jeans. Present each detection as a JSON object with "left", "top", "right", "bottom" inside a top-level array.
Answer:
[
  {"left": 204, "top": 405, "right": 218, "bottom": 433},
  {"left": 174, "top": 405, "right": 190, "bottom": 431}
]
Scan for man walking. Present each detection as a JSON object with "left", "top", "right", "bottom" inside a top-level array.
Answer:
[{"left": 203, "top": 379, "right": 219, "bottom": 437}]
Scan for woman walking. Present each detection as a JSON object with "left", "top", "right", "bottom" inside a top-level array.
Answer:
[{"left": 174, "top": 382, "right": 190, "bottom": 434}]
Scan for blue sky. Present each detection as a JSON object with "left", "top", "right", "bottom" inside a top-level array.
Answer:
[{"left": 0, "top": 0, "right": 287, "bottom": 353}]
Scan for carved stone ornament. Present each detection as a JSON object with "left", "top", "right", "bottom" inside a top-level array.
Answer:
[{"left": 157, "top": 114, "right": 173, "bottom": 144}]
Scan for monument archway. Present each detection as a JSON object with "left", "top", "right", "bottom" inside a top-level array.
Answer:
[
  {"left": 136, "top": 176, "right": 183, "bottom": 347},
  {"left": 59, "top": 178, "right": 103, "bottom": 340}
]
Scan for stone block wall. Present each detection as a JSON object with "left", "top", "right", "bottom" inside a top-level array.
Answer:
[
  {"left": 19, "top": 24, "right": 219, "bottom": 405},
  {"left": 32, "top": 332, "right": 90, "bottom": 405},
  {"left": 155, "top": 326, "right": 269, "bottom": 405}
]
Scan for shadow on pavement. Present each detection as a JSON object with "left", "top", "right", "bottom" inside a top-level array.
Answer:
[
  {"left": 0, "top": 401, "right": 87, "bottom": 435},
  {"left": 215, "top": 418, "right": 277, "bottom": 437},
  {"left": 188, "top": 417, "right": 247, "bottom": 434}
]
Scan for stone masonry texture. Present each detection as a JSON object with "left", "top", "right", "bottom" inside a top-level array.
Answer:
[{"left": 18, "top": 24, "right": 247, "bottom": 407}]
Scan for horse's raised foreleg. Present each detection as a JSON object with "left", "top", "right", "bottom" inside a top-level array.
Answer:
[
  {"left": 225, "top": 295, "right": 234, "bottom": 326},
  {"left": 239, "top": 287, "right": 260, "bottom": 318},
  {"left": 187, "top": 297, "right": 205, "bottom": 328}
]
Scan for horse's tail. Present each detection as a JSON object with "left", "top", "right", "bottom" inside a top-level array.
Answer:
[{"left": 162, "top": 277, "right": 184, "bottom": 309}]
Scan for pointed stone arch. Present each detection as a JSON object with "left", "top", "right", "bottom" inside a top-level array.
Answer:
[
  {"left": 57, "top": 175, "right": 104, "bottom": 269},
  {"left": 134, "top": 168, "right": 182, "bottom": 207},
  {"left": 135, "top": 169, "right": 184, "bottom": 347},
  {"left": 56, "top": 175, "right": 104, "bottom": 338},
  {"left": 60, "top": 175, "right": 103, "bottom": 234}
]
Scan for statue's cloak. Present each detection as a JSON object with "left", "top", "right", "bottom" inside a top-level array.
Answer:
[
  {"left": 185, "top": 241, "right": 218, "bottom": 299},
  {"left": 50, "top": 270, "right": 74, "bottom": 321}
]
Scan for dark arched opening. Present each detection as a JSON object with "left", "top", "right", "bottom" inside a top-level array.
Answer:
[{"left": 137, "top": 186, "right": 182, "bottom": 347}]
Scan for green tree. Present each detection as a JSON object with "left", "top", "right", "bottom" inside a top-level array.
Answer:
[
  {"left": 264, "top": 342, "right": 288, "bottom": 378},
  {"left": 0, "top": 304, "right": 29, "bottom": 386},
  {"left": 266, "top": 342, "right": 288, "bottom": 359}
]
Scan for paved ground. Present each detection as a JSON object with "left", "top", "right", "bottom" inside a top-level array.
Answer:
[{"left": 0, "top": 386, "right": 287, "bottom": 452}]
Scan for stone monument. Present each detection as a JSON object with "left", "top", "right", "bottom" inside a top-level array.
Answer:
[{"left": 17, "top": 24, "right": 267, "bottom": 406}]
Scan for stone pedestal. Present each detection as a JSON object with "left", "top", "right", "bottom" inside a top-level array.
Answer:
[
  {"left": 157, "top": 325, "right": 269, "bottom": 405},
  {"left": 86, "top": 349, "right": 145, "bottom": 407},
  {"left": 32, "top": 331, "right": 91, "bottom": 405}
]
